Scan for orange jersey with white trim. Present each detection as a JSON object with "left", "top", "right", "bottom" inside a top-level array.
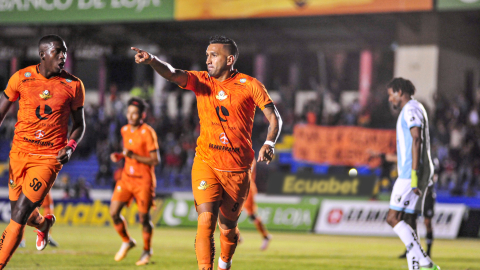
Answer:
[
  {"left": 121, "top": 123, "right": 159, "bottom": 187},
  {"left": 3, "top": 65, "right": 85, "bottom": 155},
  {"left": 182, "top": 70, "right": 273, "bottom": 171}
]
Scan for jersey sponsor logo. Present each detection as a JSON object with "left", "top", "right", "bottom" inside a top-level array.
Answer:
[
  {"left": 35, "top": 105, "right": 53, "bottom": 120},
  {"left": 215, "top": 90, "right": 228, "bottom": 101},
  {"left": 239, "top": 78, "right": 246, "bottom": 83},
  {"left": 215, "top": 106, "right": 229, "bottom": 122},
  {"left": 219, "top": 132, "right": 229, "bottom": 144},
  {"left": 327, "top": 209, "right": 343, "bottom": 224},
  {"left": 404, "top": 200, "right": 410, "bottom": 206},
  {"left": 66, "top": 79, "right": 72, "bottom": 83},
  {"left": 39, "top": 90, "right": 53, "bottom": 100},
  {"left": 24, "top": 72, "right": 31, "bottom": 78},
  {"left": 410, "top": 117, "right": 415, "bottom": 122},
  {"left": 23, "top": 137, "right": 54, "bottom": 147},
  {"left": 197, "top": 180, "right": 210, "bottom": 191},
  {"left": 208, "top": 143, "right": 240, "bottom": 153},
  {"left": 129, "top": 166, "right": 135, "bottom": 174},
  {"left": 60, "top": 81, "right": 73, "bottom": 89},
  {"left": 129, "top": 139, "right": 133, "bottom": 145},
  {"left": 34, "top": 130, "right": 45, "bottom": 140},
  {"left": 117, "top": 186, "right": 122, "bottom": 192}
]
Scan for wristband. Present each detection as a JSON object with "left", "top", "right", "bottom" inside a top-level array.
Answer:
[
  {"left": 67, "top": 139, "right": 77, "bottom": 151},
  {"left": 264, "top": 140, "right": 275, "bottom": 147},
  {"left": 411, "top": 169, "right": 418, "bottom": 189}
]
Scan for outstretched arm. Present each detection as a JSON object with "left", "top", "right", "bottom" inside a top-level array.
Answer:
[
  {"left": 131, "top": 47, "right": 188, "bottom": 88},
  {"left": 0, "top": 94, "right": 14, "bottom": 126},
  {"left": 257, "top": 105, "right": 282, "bottom": 165},
  {"left": 56, "top": 108, "right": 86, "bottom": 164}
]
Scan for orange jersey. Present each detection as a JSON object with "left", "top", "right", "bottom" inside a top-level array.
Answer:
[
  {"left": 121, "top": 123, "right": 159, "bottom": 186},
  {"left": 3, "top": 65, "right": 85, "bottom": 155},
  {"left": 182, "top": 70, "right": 273, "bottom": 171}
]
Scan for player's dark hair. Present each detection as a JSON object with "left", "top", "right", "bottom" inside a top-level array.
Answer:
[
  {"left": 127, "top": 97, "right": 148, "bottom": 115},
  {"left": 38, "top": 35, "right": 65, "bottom": 48},
  {"left": 209, "top": 35, "right": 239, "bottom": 64},
  {"left": 388, "top": 77, "right": 416, "bottom": 96}
]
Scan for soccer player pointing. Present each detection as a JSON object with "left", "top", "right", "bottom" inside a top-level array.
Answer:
[
  {"left": 132, "top": 35, "right": 282, "bottom": 270},
  {"left": 0, "top": 35, "right": 85, "bottom": 268},
  {"left": 385, "top": 78, "right": 439, "bottom": 270}
]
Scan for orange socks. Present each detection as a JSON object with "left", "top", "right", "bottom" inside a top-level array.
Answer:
[
  {"left": 0, "top": 220, "right": 26, "bottom": 269},
  {"left": 218, "top": 225, "right": 239, "bottom": 269},
  {"left": 26, "top": 208, "right": 46, "bottom": 230},
  {"left": 253, "top": 218, "right": 269, "bottom": 239},
  {"left": 142, "top": 231, "right": 152, "bottom": 251},
  {"left": 195, "top": 212, "right": 216, "bottom": 270},
  {"left": 113, "top": 216, "right": 131, "bottom": 242}
]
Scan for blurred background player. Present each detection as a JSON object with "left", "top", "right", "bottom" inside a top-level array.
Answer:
[
  {"left": 385, "top": 78, "right": 439, "bottom": 270},
  {"left": 0, "top": 34, "right": 85, "bottom": 269},
  {"left": 132, "top": 35, "right": 282, "bottom": 270},
  {"left": 109, "top": 97, "right": 160, "bottom": 266},
  {"left": 241, "top": 159, "right": 271, "bottom": 251}
]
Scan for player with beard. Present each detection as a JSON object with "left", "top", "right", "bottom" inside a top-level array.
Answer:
[
  {"left": 0, "top": 35, "right": 85, "bottom": 268},
  {"left": 385, "top": 78, "right": 440, "bottom": 270},
  {"left": 132, "top": 35, "right": 282, "bottom": 270}
]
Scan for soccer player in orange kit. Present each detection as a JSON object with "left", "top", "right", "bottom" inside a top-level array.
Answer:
[
  {"left": 242, "top": 159, "right": 271, "bottom": 251},
  {"left": 132, "top": 35, "right": 282, "bottom": 270},
  {"left": 109, "top": 97, "right": 160, "bottom": 266},
  {"left": 0, "top": 35, "right": 85, "bottom": 269}
]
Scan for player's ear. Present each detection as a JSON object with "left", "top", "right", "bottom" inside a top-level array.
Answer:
[
  {"left": 39, "top": 50, "right": 45, "bottom": 60},
  {"left": 227, "top": 55, "right": 235, "bottom": 66},
  {"left": 142, "top": 111, "right": 147, "bottom": 120}
]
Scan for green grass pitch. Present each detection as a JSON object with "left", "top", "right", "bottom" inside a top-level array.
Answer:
[{"left": 2, "top": 224, "right": 479, "bottom": 270}]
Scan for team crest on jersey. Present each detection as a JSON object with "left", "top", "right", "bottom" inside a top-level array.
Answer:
[
  {"left": 197, "top": 180, "right": 209, "bottom": 191},
  {"left": 240, "top": 78, "right": 246, "bottom": 83},
  {"left": 66, "top": 79, "right": 72, "bottom": 83},
  {"left": 39, "top": 90, "right": 52, "bottom": 100},
  {"left": 35, "top": 130, "right": 45, "bottom": 140},
  {"left": 117, "top": 186, "right": 122, "bottom": 192},
  {"left": 216, "top": 90, "right": 228, "bottom": 101},
  {"left": 24, "top": 72, "right": 31, "bottom": 78},
  {"left": 395, "top": 194, "right": 401, "bottom": 203},
  {"left": 128, "top": 139, "right": 133, "bottom": 145},
  {"left": 9, "top": 179, "right": 16, "bottom": 189}
]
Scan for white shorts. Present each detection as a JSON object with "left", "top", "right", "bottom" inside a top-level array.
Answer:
[{"left": 389, "top": 178, "right": 420, "bottom": 214}]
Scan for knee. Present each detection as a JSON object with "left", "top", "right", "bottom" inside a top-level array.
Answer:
[
  {"left": 248, "top": 214, "right": 256, "bottom": 222},
  {"left": 109, "top": 209, "right": 121, "bottom": 222},
  {"left": 386, "top": 212, "right": 400, "bottom": 227},
  {"left": 139, "top": 213, "right": 152, "bottom": 227},
  {"left": 197, "top": 212, "right": 216, "bottom": 236}
]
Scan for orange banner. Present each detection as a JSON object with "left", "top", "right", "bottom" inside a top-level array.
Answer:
[
  {"left": 175, "top": 0, "right": 433, "bottom": 20},
  {"left": 293, "top": 125, "right": 396, "bottom": 167}
]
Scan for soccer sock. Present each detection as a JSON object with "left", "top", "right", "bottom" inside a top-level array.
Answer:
[
  {"left": 0, "top": 220, "right": 26, "bottom": 269},
  {"left": 113, "top": 216, "right": 131, "bottom": 243},
  {"left": 426, "top": 231, "right": 433, "bottom": 256},
  {"left": 406, "top": 247, "right": 420, "bottom": 270},
  {"left": 26, "top": 208, "right": 46, "bottom": 230},
  {"left": 253, "top": 217, "right": 269, "bottom": 239},
  {"left": 195, "top": 212, "right": 216, "bottom": 270},
  {"left": 393, "top": 221, "right": 432, "bottom": 267},
  {"left": 142, "top": 231, "right": 152, "bottom": 251},
  {"left": 218, "top": 225, "right": 240, "bottom": 269}
]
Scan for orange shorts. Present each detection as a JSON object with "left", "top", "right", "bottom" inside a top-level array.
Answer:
[
  {"left": 8, "top": 151, "right": 62, "bottom": 204},
  {"left": 243, "top": 180, "right": 258, "bottom": 216},
  {"left": 111, "top": 176, "right": 155, "bottom": 214},
  {"left": 191, "top": 156, "right": 251, "bottom": 221},
  {"left": 41, "top": 192, "right": 54, "bottom": 208}
]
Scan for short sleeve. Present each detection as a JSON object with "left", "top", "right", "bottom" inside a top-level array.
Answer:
[
  {"left": 3, "top": 72, "right": 20, "bottom": 102},
  {"left": 179, "top": 71, "right": 202, "bottom": 92},
  {"left": 251, "top": 78, "right": 273, "bottom": 110},
  {"left": 71, "top": 80, "right": 85, "bottom": 110},
  {"left": 145, "top": 128, "right": 159, "bottom": 152},
  {"left": 405, "top": 106, "right": 424, "bottom": 129}
]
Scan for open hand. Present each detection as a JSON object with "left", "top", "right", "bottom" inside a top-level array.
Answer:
[{"left": 257, "top": 144, "right": 275, "bottom": 165}]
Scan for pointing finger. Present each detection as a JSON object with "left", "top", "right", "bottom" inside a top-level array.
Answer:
[{"left": 131, "top": 47, "right": 141, "bottom": 53}]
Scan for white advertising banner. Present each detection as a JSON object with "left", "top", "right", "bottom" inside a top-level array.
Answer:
[{"left": 314, "top": 200, "right": 466, "bottom": 239}]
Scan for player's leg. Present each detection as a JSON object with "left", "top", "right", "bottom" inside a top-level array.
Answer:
[
  {"left": 424, "top": 217, "right": 433, "bottom": 257},
  {"left": 0, "top": 193, "right": 39, "bottom": 268},
  {"left": 110, "top": 179, "right": 137, "bottom": 261},
  {"left": 244, "top": 190, "right": 271, "bottom": 250},
  {"left": 217, "top": 170, "right": 250, "bottom": 270},
  {"left": 134, "top": 187, "right": 154, "bottom": 266},
  {"left": 387, "top": 179, "right": 437, "bottom": 270},
  {"left": 40, "top": 193, "right": 58, "bottom": 247},
  {"left": 423, "top": 187, "right": 435, "bottom": 257},
  {"left": 399, "top": 212, "right": 418, "bottom": 258}
]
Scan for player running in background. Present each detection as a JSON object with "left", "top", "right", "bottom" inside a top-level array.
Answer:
[
  {"left": 385, "top": 78, "right": 440, "bottom": 270},
  {"left": 109, "top": 97, "right": 160, "bottom": 266},
  {"left": 242, "top": 158, "right": 271, "bottom": 250},
  {"left": 132, "top": 35, "right": 282, "bottom": 270},
  {"left": 0, "top": 35, "right": 85, "bottom": 269}
]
